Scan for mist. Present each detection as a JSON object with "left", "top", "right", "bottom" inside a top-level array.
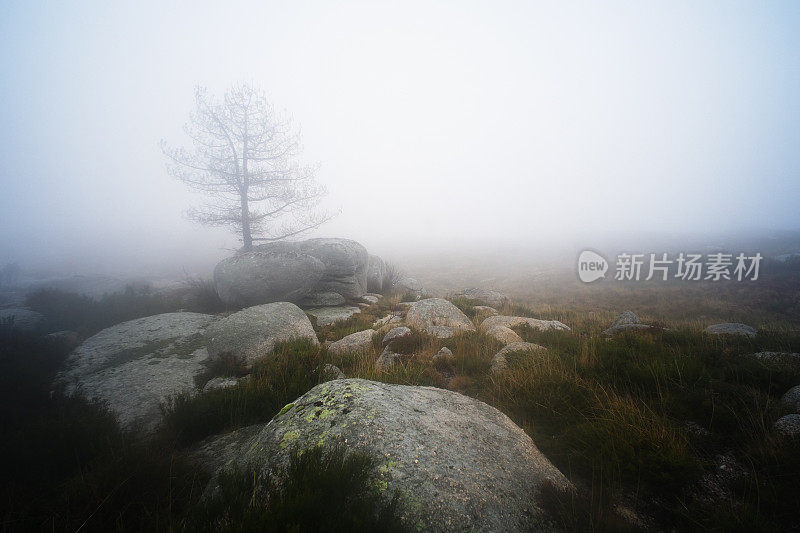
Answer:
[{"left": 2, "top": 0, "right": 799, "bottom": 278}]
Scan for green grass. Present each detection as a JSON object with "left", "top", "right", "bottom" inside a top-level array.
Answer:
[
  {"left": 6, "top": 273, "right": 800, "bottom": 530},
  {"left": 161, "top": 339, "right": 323, "bottom": 445},
  {"left": 190, "top": 443, "right": 407, "bottom": 532}
]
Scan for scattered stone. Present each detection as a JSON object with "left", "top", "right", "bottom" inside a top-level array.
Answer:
[
  {"left": 604, "top": 324, "right": 653, "bottom": 335},
  {"left": 753, "top": 351, "right": 800, "bottom": 362},
  {"left": 382, "top": 326, "right": 412, "bottom": 346},
  {"left": 485, "top": 325, "right": 523, "bottom": 345},
  {"left": 327, "top": 330, "right": 375, "bottom": 355},
  {"left": 480, "top": 315, "right": 570, "bottom": 333},
  {"left": 685, "top": 421, "right": 711, "bottom": 437},
  {"left": 774, "top": 414, "right": 800, "bottom": 438},
  {"left": 781, "top": 385, "right": 800, "bottom": 412},
  {"left": 56, "top": 312, "right": 215, "bottom": 432},
  {"left": 198, "top": 379, "right": 570, "bottom": 532},
  {"left": 611, "top": 310, "right": 639, "bottom": 327},
  {"left": 602, "top": 311, "right": 655, "bottom": 335},
  {"left": 472, "top": 305, "right": 499, "bottom": 323},
  {"left": 433, "top": 346, "right": 454, "bottom": 361},
  {"left": 375, "top": 347, "right": 403, "bottom": 370},
  {"left": 0, "top": 308, "right": 44, "bottom": 333},
  {"left": 361, "top": 295, "right": 380, "bottom": 304},
  {"left": 298, "top": 291, "right": 345, "bottom": 308},
  {"left": 213, "top": 246, "right": 325, "bottom": 307},
  {"left": 305, "top": 306, "right": 362, "bottom": 326},
  {"left": 202, "top": 376, "right": 239, "bottom": 393},
  {"left": 490, "top": 342, "right": 547, "bottom": 374},
  {"left": 205, "top": 303, "right": 318, "bottom": 366},
  {"left": 705, "top": 323, "right": 757, "bottom": 338},
  {"left": 373, "top": 314, "right": 403, "bottom": 332},
  {"left": 319, "top": 363, "right": 345, "bottom": 381},
  {"left": 405, "top": 298, "right": 475, "bottom": 339},
  {"left": 452, "top": 288, "right": 509, "bottom": 307},
  {"left": 393, "top": 277, "right": 424, "bottom": 297}
]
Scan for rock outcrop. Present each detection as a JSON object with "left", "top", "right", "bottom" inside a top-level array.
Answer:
[
  {"left": 196, "top": 379, "right": 570, "bottom": 532},
  {"left": 205, "top": 303, "right": 318, "bottom": 365},
  {"left": 214, "top": 245, "right": 325, "bottom": 307},
  {"left": 296, "top": 238, "right": 369, "bottom": 299},
  {"left": 56, "top": 312, "right": 215, "bottom": 432},
  {"left": 298, "top": 291, "right": 345, "bottom": 308},
  {"left": 405, "top": 298, "right": 475, "bottom": 338},
  {"left": 367, "top": 254, "right": 386, "bottom": 292}
]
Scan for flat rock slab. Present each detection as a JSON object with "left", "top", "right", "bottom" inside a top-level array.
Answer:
[
  {"left": 198, "top": 379, "right": 570, "bottom": 532},
  {"left": 306, "top": 306, "right": 362, "bottom": 326},
  {"left": 57, "top": 312, "right": 215, "bottom": 433}
]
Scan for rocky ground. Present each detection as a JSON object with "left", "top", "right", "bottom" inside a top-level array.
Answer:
[{"left": 2, "top": 240, "right": 800, "bottom": 531}]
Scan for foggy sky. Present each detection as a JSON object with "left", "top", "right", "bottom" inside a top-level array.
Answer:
[{"left": 1, "top": 1, "right": 799, "bottom": 276}]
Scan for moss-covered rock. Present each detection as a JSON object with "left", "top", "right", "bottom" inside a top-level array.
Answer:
[{"left": 196, "top": 378, "right": 570, "bottom": 532}]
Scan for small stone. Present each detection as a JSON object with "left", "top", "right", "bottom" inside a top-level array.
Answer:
[
  {"left": 382, "top": 326, "right": 412, "bottom": 346},
  {"left": 774, "top": 414, "right": 800, "bottom": 438}
]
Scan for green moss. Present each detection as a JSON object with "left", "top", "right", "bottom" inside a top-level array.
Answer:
[
  {"left": 278, "top": 403, "right": 295, "bottom": 416},
  {"left": 280, "top": 429, "right": 301, "bottom": 449}
]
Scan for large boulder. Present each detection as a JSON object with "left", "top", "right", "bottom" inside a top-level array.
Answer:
[
  {"left": 205, "top": 303, "right": 318, "bottom": 365},
  {"left": 296, "top": 238, "right": 369, "bottom": 299},
  {"left": 196, "top": 379, "right": 570, "bottom": 531},
  {"left": 705, "top": 323, "right": 757, "bottom": 338},
  {"left": 213, "top": 245, "right": 325, "bottom": 307},
  {"left": 56, "top": 312, "right": 214, "bottom": 432},
  {"left": 367, "top": 254, "right": 386, "bottom": 292},
  {"left": 480, "top": 315, "right": 570, "bottom": 333},
  {"left": 0, "top": 307, "right": 44, "bottom": 333},
  {"left": 405, "top": 298, "right": 475, "bottom": 338},
  {"left": 452, "top": 288, "right": 509, "bottom": 308}
]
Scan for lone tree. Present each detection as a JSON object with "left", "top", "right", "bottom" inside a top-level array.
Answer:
[{"left": 162, "top": 85, "right": 333, "bottom": 250}]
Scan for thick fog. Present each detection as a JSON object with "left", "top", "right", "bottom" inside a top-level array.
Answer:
[{"left": 1, "top": 1, "right": 799, "bottom": 277}]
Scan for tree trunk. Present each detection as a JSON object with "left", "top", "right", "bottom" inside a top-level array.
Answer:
[{"left": 241, "top": 192, "right": 252, "bottom": 250}]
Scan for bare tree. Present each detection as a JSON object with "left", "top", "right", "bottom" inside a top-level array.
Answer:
[{"left": 161, "top": 84, "right": 334, "bottom": 250}]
